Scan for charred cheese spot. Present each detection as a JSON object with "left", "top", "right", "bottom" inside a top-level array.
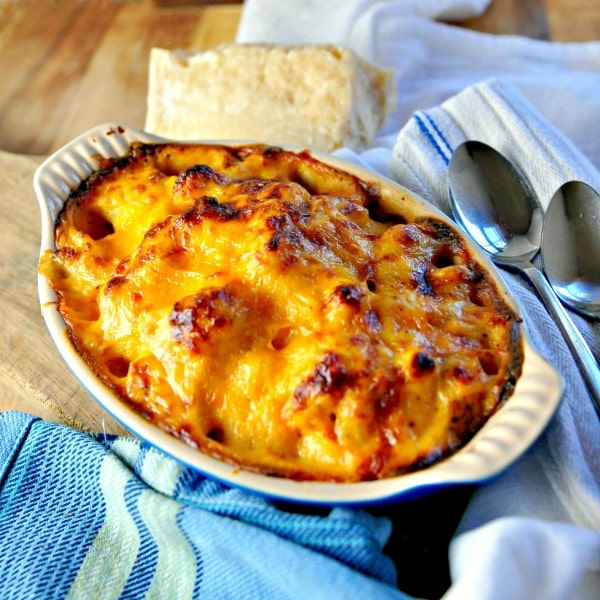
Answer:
[
  {"left": 270, "top": 326, "right": 294, "bottom": 350},
  {"left": 170, "top": 290, "right": 230, "bottom": 350},
  {"left": 411, "top": 352, "right": 436, "bottom": 376},
  {"left": 293, "top": 352, "right": 355, "bottom": 410},
  {"left": 40, "top": 142, "right": 523, "bottom": 482},
  {"left": 329, "top": 284, "right": 365, "bottom": 307},
  {"left": 170, "top": 286, "right": 242, "bottom": 352},
  {"left": 453, "top": 365, "right": 475, "bottom": 384},
  {"left": 174, "top": 164, "right": 228, "bottom": 194},
  {"left": 105, "top": 356, "right": 131, "bottom": 379},
  {"left": 198, "top": 196, "right": 241, "bottom": 221}
]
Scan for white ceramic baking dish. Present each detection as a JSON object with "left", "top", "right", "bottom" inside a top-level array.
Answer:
[{"left": 34, "top": 123, "right": 562, "bottom": 505}]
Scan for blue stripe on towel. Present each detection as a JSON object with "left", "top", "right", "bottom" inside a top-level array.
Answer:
[
  {"left": 414, "top": 112, "right": 453, "bottom": 165},
  {"left": 424, "top": 113, "right": 453, "bottom": 159}
]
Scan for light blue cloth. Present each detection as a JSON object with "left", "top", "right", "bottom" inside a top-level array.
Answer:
[{"left": 0, "top": 411, "right": 408, "bottom": 600}]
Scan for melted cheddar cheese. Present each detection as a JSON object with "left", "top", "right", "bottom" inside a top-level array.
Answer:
[{"left": 40, "top": 143, "right": 522, "bottom": 481}]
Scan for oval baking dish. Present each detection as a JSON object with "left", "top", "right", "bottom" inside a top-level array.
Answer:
[{"left": 35, "top": 123, "right": 562, "bottom": 505}]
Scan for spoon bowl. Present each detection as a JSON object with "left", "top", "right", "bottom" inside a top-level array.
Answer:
[
  {"left": 448, "top": 140, "right": 600, "bottom": 415},
  {"left": 448, "top": 140, "right": 542, "bottom": 264},
  {"left": 542, "top": 180, "right": 600, "bottom": 318}
]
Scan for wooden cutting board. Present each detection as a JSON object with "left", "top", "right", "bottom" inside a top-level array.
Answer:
[{"left": 0, "top": 149, "right": 127, "bottom": 434}]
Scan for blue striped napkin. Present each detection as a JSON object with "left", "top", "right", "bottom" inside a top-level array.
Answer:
[{"left": 0, "top": 411, "right": 408, "bottom": 600}]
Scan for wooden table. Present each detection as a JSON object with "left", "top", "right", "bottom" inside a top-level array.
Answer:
[
  {"left": 1, "top": 0, "right": 599, "bottom": 158},
  {"left": 0, "top": 1, "right": 598, "bottom": 597}
]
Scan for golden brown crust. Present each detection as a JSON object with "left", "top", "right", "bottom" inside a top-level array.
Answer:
[{"left": 40, "top": 143, "right": 523, "bottom": 482}]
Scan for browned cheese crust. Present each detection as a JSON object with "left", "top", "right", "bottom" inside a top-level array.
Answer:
[{"left": 40, "top": 143, "right": 523, "bottom": 482}]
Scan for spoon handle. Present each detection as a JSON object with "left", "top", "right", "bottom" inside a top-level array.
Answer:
[{"left": 523, "top": 265, "right": 600, "bottom": 416}]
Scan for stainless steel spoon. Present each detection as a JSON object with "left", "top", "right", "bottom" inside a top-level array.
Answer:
[
  {"left": 542, "top": 180, "right": 600, "bottom": 318},
  {"left": 448, "top": 140, "right": 600, "bottom": 414}
]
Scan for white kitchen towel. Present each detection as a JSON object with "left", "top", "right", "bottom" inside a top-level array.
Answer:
[{"left": 237, "top": 0, "right": 492, "bottom": 45}]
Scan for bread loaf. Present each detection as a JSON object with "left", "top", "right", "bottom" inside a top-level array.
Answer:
[{"left": 145, "top": 44, "right": 395, "bottom": 152}]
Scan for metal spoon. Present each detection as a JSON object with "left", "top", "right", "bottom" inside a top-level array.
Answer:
[
  {"left": 541, "top": 180, "right": 600, "bottom": 318},
  {"left": 448, "top": 140, "right": 600, "bottom": 414}
]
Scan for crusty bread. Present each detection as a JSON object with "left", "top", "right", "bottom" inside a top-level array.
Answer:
[{"left": 145, "top": 44, "right": 395, "bottom": 152}]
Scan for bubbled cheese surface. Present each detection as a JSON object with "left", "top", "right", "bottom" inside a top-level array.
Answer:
[{"left": 40, "top": 143, "right": 522, "bottom": 481}]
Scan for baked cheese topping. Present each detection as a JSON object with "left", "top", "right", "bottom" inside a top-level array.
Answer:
[{"left": 40, "top": 143, "right": 523, "bottom": 481}]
